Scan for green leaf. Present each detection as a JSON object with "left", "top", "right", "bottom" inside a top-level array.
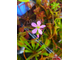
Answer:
[
  {"left": 40, "top": 52, "right": 49, "bottom": 56},
  {"left": 26, "top": 55, "right": 33, "bottom": 60},
  {"left": 20, "top": 36, "right": 32, "bottom": 49},
  {"left": 36, "top": 44, "right": 46, "bottom": 52},
  {"left": 51, "top": 2, "right": 60, "bottom": 11},
  {"left": 17, "top": 36, "right": 32, "bottom": 50},
  {"left": 45, "top": 39, "right": 50, "bottom": 47},
  {"left": 24, "top": 40, "right": 32, "bottom": 49},
  {"left": 31, "top": 40, "right": 35, "bottom": 50},
  {"left": 17, "top": 42, "right": 23, "bottom": 47},
  {"left": 19, "top": 32, "right": 26, "bottom": 36},
  {"left": 26, "top": 51, "right": 42, "bottom": 60},
  {"left": 24, "top": 50, "right": 32, "bottom": 53},
  {"left": 42, "top": 52, "right": 49, "bottom": 56},
  {"left": 23, "top": 45, "right": 32, "bottom": 51},
  {"left": 49, "top": 9, "right": 54, "bottom": 15},
  {"left": 17, "top": 42, "right": 32, "bottom": 51},
  {"left": 35, "top": 43, "right": 39, "bottom": 50},
  {"left": 35, "top": 56, "right": 38, "bottom": 60},
  {"left": 18, "top": 0, "right": 29, "bottom": 2}
]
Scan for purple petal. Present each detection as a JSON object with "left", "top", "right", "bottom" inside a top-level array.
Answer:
[
  {"left": 31, "top": 22, "right": 37, "bottom": 27},
  {"left": 37, "top": 21, "right": 41, "bottom": 26},
  {"left": 32, "top": 28, "right": 37, "bottom": 34},
  {"left": 40, "top": 25, "right": 46, "bottom": 28},
  {"left": 38, "top": 29, "right": 42, "bottom": 35}
]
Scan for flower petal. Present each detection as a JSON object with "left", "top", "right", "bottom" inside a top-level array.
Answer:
[
  {"left": 40, "top": 25, "right": 46, "bottom": 28},
  {"left": 32, "top": 28, "right": 37, "bottom": 34},
  {"left": 37, "top": 21, "right": 41, "bottom": 26},
  {"left": 38, "top": 29, "right": 42, "bottom": 35},
  {"left": 31, "top": 22, "right": 37, "bottom": 27}
]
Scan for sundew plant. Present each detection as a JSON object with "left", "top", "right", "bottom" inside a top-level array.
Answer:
[{"left": 17, "top": 0, "right": 62, "bottom": 60}]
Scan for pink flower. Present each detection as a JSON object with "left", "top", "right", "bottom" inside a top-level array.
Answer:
[{"left": 31, "top": 21, "right": 46, "bottom": 38}]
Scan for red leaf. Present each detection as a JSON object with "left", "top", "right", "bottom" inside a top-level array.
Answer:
[
  {"left": 17, "top": 45, "right": 20, "bottom": 50},
  {"left": 19, "top": 25, "right": 24, "bottom": 32},
  {"left": 25, "top": 30, "right": 29, "bottom": 39}
]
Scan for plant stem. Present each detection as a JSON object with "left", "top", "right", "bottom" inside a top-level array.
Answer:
[{"left": 52, "top": 14, "right": 54, "bottom": 25}]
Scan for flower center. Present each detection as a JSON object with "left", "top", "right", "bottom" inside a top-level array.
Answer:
[{"left": 37, "top": 26, "right": 40, "bottom": 29}]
